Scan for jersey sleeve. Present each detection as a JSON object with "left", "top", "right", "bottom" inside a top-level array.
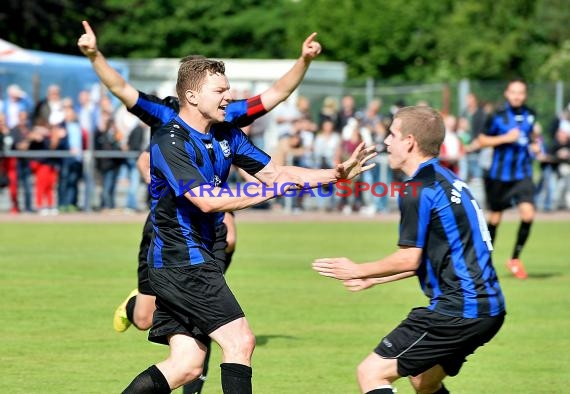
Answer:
[
  {"left": 128, "top": 91, "right": 178, "bottom": 128},
  {"left": 225, "top": 95, "right": 267, "bottom": 128},
  {"left": 398, "top": 186, "right": 434, "bottom": 248},
  {"left": 230, "top": 127, "right": 271, "bottom": 175},
  {"left": 150, "top": 132, "right": 207, "bottom": 197},
  {"left": 482, "top": 112, "right": 499, "bottom": 136}
]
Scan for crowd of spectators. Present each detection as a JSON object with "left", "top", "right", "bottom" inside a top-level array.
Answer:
[
  {"left": 1, "top": 83, "right": 569, "bottom": 215},
  {"left": 0, "top": 83, "right": 148, "bottom": 215}
]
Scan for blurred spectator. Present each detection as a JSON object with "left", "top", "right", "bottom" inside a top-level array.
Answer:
[
  {"left": 28, "top": 120, "right": 63, "bottom": 215},
  {"left": 9, "top": 110, "right": 34, "bottom": 212},
  {"left": 273, "top": 96, "right": 301, "bottom": 140},
  {"left": 115, "top": 104, "right": 144, "bottom": 212},
  {"left": 247, "top": 111, "right": 270, "bottom": 150},
  {"left": 95, "top": 108, "right": 123, "bottom": 211},
  {"left": 33, "top": 84, "right": 63, "bottom": 126},
  {"left": 338, "top": 117, "right": 364, "bottom": 214},
  {"left": 59, "top": 98, "right": 83, "bottom": 212},
  {"left": 313, "top": 119, "right": 341, "bottom": 211},
  {"left": 552, "top": 119, "right": 570, "bottom": 210},
  {"left": 0, "top": 113, "right": 18, "bottom": 213},
  {"left": 76, "top": 89, "right": 96, "bottom": 136},
  {"left": 336, "top": 95, "right": 356, "bottom": 131},
  {"left": 318, "top": 96, "right": 339, "bottom": 128},
  {"left": 440, "top": 114, "right": 465, "bottom": 175},
  {"left": 3, "top": 84, "right": 32, "bottom": 129},
  {"left": 364, "top": 118, "right": 392, "bottom": 215},
  {"left": 289, "top": 116, "right": 316, "bottom": 212},
  {"left": 388, "top": 99, "right": 407, "bottom": 122},
  {"left": 462, "top": 93, "right": 488, "bottom": 181},
  {"left": 361, "top": 98, "right": 384, "bottom": 131}
]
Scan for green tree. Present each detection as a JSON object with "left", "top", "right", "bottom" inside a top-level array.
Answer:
[
  {"left": 0, "top": 0, "right": 107, "bottom": 53},
  {"left": 95, "top": 0, "right": 292, "bottom": 59}
]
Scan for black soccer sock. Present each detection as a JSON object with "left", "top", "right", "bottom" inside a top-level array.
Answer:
[
  {"left": 512, "top": 221, "right": 532, "bottom": 259},
  {"left": 125, "top": 295, "right": 137, "bottom": 326},
  {"left": 365, "top": 387, "right": 394, "bottom": 394},
  {"left": 487, "top": 223, "right": 498, "bottom": 244},
  {"left": 433, "top": 383, "right": 450, "bottom": 394},
  {"left": 220, "top": 363, "right": 252, "bottom": 394},
  {"left": 122, "top": 365, "right": 171, "bottom": 394},
  {"left": 182, "top": 375, "right": 206, "bottom": 394},
  {"left": 182, "top": 341, "right": 212, "bottom": 394}
]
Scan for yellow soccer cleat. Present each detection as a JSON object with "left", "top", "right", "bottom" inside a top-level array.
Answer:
[{"left": 113, "top": 288, "right": 138, "bottom": 332}]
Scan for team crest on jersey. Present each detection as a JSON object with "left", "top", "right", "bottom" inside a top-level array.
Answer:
[
  {"left": 527, "top": 114, "right": 535, "bottom": 124},
  {"left": 219, "top": 140, "right": 231, "bottom": 158},
  {"left": 213, "top": 175, "right": 222, "bottom": 187}
]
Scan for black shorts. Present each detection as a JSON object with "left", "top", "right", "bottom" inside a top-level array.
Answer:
[
  {"left": 375, "top": 307, "right": 505, "bottom": 377},
  {"left": 484, "top": 177, "right": 535, "bottom": 212},
  {"left": 137, "top": 216, "right": 231, "bottom": 295},
  {"left": 137, "top": 213, "right": 154, "bottom": 295},
  {"left": 213, "top": 223, "right": 230, "bottom": 271},
  {"left": 148, "top": 261, "right": 244, "bottom": 346}
]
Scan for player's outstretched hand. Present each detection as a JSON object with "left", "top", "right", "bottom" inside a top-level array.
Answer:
[
  {"left": 301, "top": 32, "right": 322, "bottom": 60},
  {"left": 312, "top": 257, "right": 359, "bottom": 280},
  {"left": 335, "top": 142, "right": 377, "bottom": 181},
  {"left": 78, "top": 20, "right": 98, "bottom": 58},
  {"left": 343, "top": 278, "right": 375, "bottom": 292},
  {"left": 274, "top": 171, "right": 304, "bottom": 196}
]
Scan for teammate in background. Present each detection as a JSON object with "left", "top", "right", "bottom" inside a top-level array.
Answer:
[
  {"left": 313, "top": 106, "right": 505, "bottom": 394},
  {"left": 78, "top": 20, "right": 323, "bottom": 394},
  {"left": 120, "top": 53, "right": 375, "bottom": 393},
  {"left": 476, "top": 78, "right": 539, "bottom": 279}
]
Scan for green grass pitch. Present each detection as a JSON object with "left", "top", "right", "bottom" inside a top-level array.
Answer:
[{"left": 0, "top": 219, "right": 568, "bottom": 393}]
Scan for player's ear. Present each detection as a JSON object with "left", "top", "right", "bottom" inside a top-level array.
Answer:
[
  {"left": 406, "top": 134, "right": 414, "bottom": 152},
  {"left": 185, "top": 89, "right": 198, "bottom": 105}
]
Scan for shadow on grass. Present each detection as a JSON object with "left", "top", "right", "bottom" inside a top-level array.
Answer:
[
  {"left": 526, "top": 272, "right": 563, "bottom": 279},
  {"left": 256, "top": 334, "right": 298, "bottom": 346},
  {"left": 503, "top": 271, "right": 562, "bottom": 280}
]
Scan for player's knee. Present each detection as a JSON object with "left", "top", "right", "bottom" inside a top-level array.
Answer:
[
  {"left": 357, "top": 359, "right": 376, "bottom": 385},
  {"left": 134, "top": 317, "right": 152, "bottom": 331},
  {"left": 226, "top": 331, "right": 256, "bottom": 359},
  {"left": 410, "top": 377, "right": 443, "bottom": 394},
  {"left": 133, "top": 312, "right": 153, "bottom": 330},
  {"left": 241, "top": 330, "right": 256, "bottom": 355},
  {"left": 180, "top": 365, "right": 204, "bottom": 385}
]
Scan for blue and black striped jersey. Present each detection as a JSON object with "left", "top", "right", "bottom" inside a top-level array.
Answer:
[
  {"left": 128, "top": 90, "right": 267, "bottom": 228},
  {"left": 128, "top": 91, "right": 267, "bottom": 135},
  {"left": 484, "top": 103, "right": 536, "bottom": 181},
  {"left": 398, "top": 158, "right": 505, "bottom": 318},
  {"left": 148, "top": 116, "right": 270, "bottom": 268}
]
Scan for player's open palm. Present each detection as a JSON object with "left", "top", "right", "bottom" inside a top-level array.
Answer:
[
  {"left": 343, "top": 278, "right": 375, "bottom": 292},
  {"left": 335, "top": 142, "right": 377, "bottom": 181},
  {"left": 312, "top": 257, "right": 358, "bottom": 280}
]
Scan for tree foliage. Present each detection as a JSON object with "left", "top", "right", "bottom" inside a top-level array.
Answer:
[{"left": 1, "top": 0, "right": 568, "bottom": 82}]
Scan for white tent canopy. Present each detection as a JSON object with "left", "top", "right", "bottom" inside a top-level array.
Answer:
[{"left": 0, "top": 38, "right": 42, "bottom": 64}]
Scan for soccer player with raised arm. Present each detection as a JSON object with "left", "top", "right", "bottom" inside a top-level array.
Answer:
[{"left": 78, "top": 20, "right": 324, "bottom": 394}]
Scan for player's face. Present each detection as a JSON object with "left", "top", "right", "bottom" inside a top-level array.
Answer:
[
  {"left": 384, "top": 118, "right": 410, "bottom": 171},
  {"left": 196, "top": 73, "right": 232, "bottom": 123},
  {"left": 504, "top": 81, "right": 527, "bottom": 108}
]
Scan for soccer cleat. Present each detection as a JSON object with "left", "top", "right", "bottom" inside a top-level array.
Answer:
[
  {"left": 506, "top": 258, "right": 528, "bottom": 280},
  {"left": 113, "top": 288, "right": 138, "bottom": 332}
]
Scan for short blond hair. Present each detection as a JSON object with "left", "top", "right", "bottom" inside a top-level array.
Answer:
[
  {"left": 176, "top": 57, "right": 226, "bottom": 105},
  {"left": 394, "top": 106, "right": 445, "bottom": 157}
]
